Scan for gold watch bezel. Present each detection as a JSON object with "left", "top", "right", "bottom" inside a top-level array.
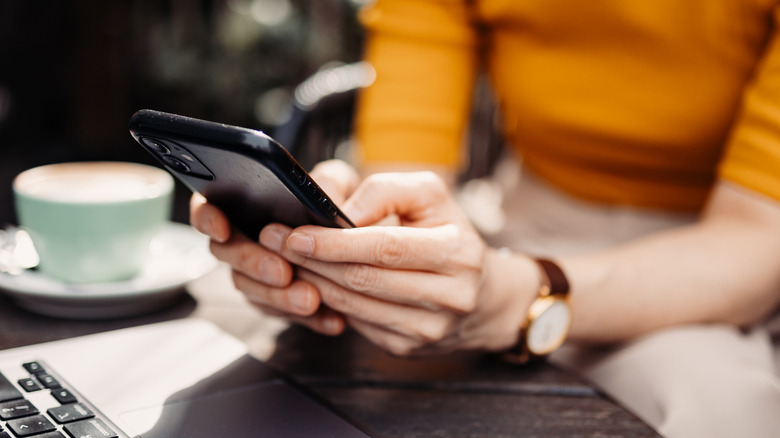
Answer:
[
  {"left": 524, "top": 294, "right": 572, "bottom": 356},
  {"left": 503, "top": 258, "right": 572, "bottom": 364}
]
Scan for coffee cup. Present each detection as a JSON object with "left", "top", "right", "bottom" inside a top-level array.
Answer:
[{"left": 13, "top": 161, "right": 174, "bottom": 284}]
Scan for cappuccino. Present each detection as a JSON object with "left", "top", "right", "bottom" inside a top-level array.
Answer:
[
  {"left": 13, "top": 162, "right": 174, "bottom": 284},
  {"left": 14, "top": 162, "right": 170, "bottom": 203}
]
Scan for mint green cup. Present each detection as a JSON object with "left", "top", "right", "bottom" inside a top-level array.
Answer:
[{"left": 13, "top": 162, "right": 174, "bottom": 284}]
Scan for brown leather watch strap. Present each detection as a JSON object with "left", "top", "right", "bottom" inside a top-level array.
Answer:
[
  {"left": 502, "top": 258, "right": 572, "bottom": 365},
  {"left": 536, "top": 258, "right": 570, "bottom": 297}
]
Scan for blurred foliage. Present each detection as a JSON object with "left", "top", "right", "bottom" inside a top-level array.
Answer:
[
  {"left": 0, "top": 0, "right": 365, "bottom": 148},
  {"left": 0, "top": 0, "right": 366, "bottom": 224},
  {"left": 129, "top": 0, "right": 366, "bottom": 129}
]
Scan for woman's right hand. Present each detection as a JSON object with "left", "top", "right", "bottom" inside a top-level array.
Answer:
[{"left": 189, "top": 159, "right": 360, "bottom": 335}]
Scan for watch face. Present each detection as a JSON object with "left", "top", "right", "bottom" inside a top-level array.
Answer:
[{"left": 527, "top": 298, "right": 571, "bottom": 355}]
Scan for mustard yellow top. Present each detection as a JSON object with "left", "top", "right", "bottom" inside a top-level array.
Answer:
[{"left": 355, "top": 0, "right": 780, "bottom": 212}]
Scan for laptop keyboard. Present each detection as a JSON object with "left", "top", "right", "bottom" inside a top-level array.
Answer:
[{"left": 0, "top": 361, "right": 120, "bottom": 438}]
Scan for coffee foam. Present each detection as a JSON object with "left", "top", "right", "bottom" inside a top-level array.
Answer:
[{"left": 15, "top": 162, "right": 171, "bottom": 203}]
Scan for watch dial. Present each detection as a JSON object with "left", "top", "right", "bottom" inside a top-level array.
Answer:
[{"left": 527, "top": 300, "right": 571, "bottom": 355}]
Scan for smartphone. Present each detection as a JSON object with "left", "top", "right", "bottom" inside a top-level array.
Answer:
[{"left": 129, "top": 109, "right": 354, "bottom": 239}]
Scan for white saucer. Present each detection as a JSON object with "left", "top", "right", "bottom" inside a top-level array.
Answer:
[{"left": 0, "top": 222, "right": 218, "bottom": 319}]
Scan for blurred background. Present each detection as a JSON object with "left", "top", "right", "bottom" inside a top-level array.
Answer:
[{"left": 0, "top": 0, "right": 368, "bottom": 225}]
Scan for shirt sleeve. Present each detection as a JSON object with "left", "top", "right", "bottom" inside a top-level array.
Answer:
[
  {"left": 719, "top": 6, "right": 780, "bottom": 202},
  {"left": 354, "top": 0, "right": 479, "bottom": 168}
]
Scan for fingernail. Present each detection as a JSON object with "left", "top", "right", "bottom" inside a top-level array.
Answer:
[
  {"left": 323, "top": 316, "right": 343, "bottom": 334},
  {"left": 342, "top": 203, "right": 365, "bottom": 226},
  {"left": 290, "top": 286, "right": 313, "bottom": 313},
  {"left": 287, "top": 232, "right": 314, "bottom": 255},
  {"left": 199, "top": 216, "right": 216, "bottom": 240},
  {"left": 205, "top": 216, "right": 229, "bottom": 243},
  {"left": 259, "top": 256, "right": 284, "bottom": 287},
  {"left": 260, "top": 225, "right": 287, "bottom": 252}
]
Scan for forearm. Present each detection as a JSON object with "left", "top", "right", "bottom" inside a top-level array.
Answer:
[{"left": 558, "top": 182, "right": 780, "bottom": 343}]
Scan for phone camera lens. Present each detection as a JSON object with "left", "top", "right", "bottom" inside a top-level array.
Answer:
[
  {"left": 144, "top": 138, "right": 171, "bottom": 154},
  {"left": 162, "top": 155, "right": 190, "bottom": 173}
]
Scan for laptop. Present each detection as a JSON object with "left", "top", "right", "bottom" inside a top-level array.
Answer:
[{"left": 0, "top": 318, "right": 373, "bottom": 438}]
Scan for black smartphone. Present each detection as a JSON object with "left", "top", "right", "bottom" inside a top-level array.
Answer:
[{"left": 129, "top": 109, "right": 354, "bottom": 239}]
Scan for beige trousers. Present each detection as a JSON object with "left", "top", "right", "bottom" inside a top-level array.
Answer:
[{"left": 482, "top": 165, "right": 780, "bottom": 438}]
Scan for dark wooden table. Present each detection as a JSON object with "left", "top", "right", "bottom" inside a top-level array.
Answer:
[{"left": 0, "top": 265, "right": 659, "bottom": 437}]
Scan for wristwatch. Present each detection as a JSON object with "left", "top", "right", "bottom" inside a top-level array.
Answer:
[{"left": 503, "top": 258, "right": 572, "bottom": 364}]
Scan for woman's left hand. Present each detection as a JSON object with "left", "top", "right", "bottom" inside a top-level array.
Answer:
[{"left": 260, "top": 171, "right": 534, "bottom": 356}]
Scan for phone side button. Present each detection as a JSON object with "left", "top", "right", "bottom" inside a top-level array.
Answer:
[
  {"left": 306, "top": 181, "right": 322, "bottom": 200},
  {"left": 291, "top": 168, "right": 306, "bottom": 185},
  {"left": 321, "top": 199, "right": 338, "bottom": 217}
]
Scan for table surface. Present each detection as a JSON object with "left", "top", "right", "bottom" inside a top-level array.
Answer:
[{"left": 0, "top": 264, "right": 660, "bottom": 437}]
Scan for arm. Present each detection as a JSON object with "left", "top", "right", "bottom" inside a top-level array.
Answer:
[
  {"left": 562, "top": 180, "right": 780, "bottom": 343},
  {"left": 513, "top": 4, "right": 780, "bottom": 343},
  {"left": 355, "top": 0, "right": 477, "bottom": 172},
  {"left": 260, "top": 175, "right": 780, "bottom": 357}
]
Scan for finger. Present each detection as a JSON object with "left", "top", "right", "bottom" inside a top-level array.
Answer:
[
  {"left": 309, "top": 159, "right": 360, "bottom": 205},
  {"left": 232, "top": 269, "right": 346, "bottom": 335},
  {"left": 342, "top": 171, "right": 461, "bottom": 227},
  {"left": 349, "top": 317, "right": 463, "bottom": 357},
  {"left": 297, "top": 256, "right": 477, "bottom": 313},
  {"left": 283, "top": 223, "right": 483, "bottom": 273},
  {"left": 347, "top": 318, "right": 426, "bottom": 357},
  {"left": 252, "top": 302, "right": 346, "bottom": 336},
  {"left": 233, "top": 270, "right": 319, "bottom": 316},
  {"left": 189, "top": 193, "right": 231, "bottom": 243},
  {"left": 210, "top": 233, "right": 293, "bottom": 287},
  {"left": 297, "top": 269, "right": 457, "bottom": 341},
  {"left": 261, "top": 223, "right": 482, "bottom": 310}
]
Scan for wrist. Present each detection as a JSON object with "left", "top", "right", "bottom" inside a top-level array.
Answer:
[
  {"left": 503, "top": 256, "right": 574, "bottom": 364},
  {"left": 480, "top": 248, "right": 541, "bottom": 352}
]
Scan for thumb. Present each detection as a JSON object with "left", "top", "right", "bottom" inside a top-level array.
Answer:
[
  {"left": 343, "top": 171, "right": 454, "bottom": 227},
  {"left": 309, "top": 159, "right": 360, "bottom": 206}
]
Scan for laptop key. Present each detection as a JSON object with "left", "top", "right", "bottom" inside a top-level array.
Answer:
[
  {"left": 0, "top": 372, "right": 22, "bottom": 402},
  {"left": 17, "top": 378, "right": 42, "bottom": 392},
  {"left": 0, "top": 399, "right": 39, "bottom": 420},
  {"left": 51, "top": 388, "right": 78, "bottom": 404},
  {"left": 63, "top": 418, "right": 118, "bottom": 438},
  {"left": 6, "top": 414, "right": 56, "bottom": 436},
  {"left": 48, "top": 403, "right": 94, "bottom": 424},
  {"left": 36, "top": 374, "right": 61, "bottom": 390},
  {"left": 22, "top": 362, "right": 45, "bottom": 375}
]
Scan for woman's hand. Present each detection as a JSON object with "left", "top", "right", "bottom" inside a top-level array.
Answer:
[
  {"left": 189, "top": 159, "right": 360, "bottom": 335},
  {"left": 262, "top": 171, "right": 536, "bottom": 356}
]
